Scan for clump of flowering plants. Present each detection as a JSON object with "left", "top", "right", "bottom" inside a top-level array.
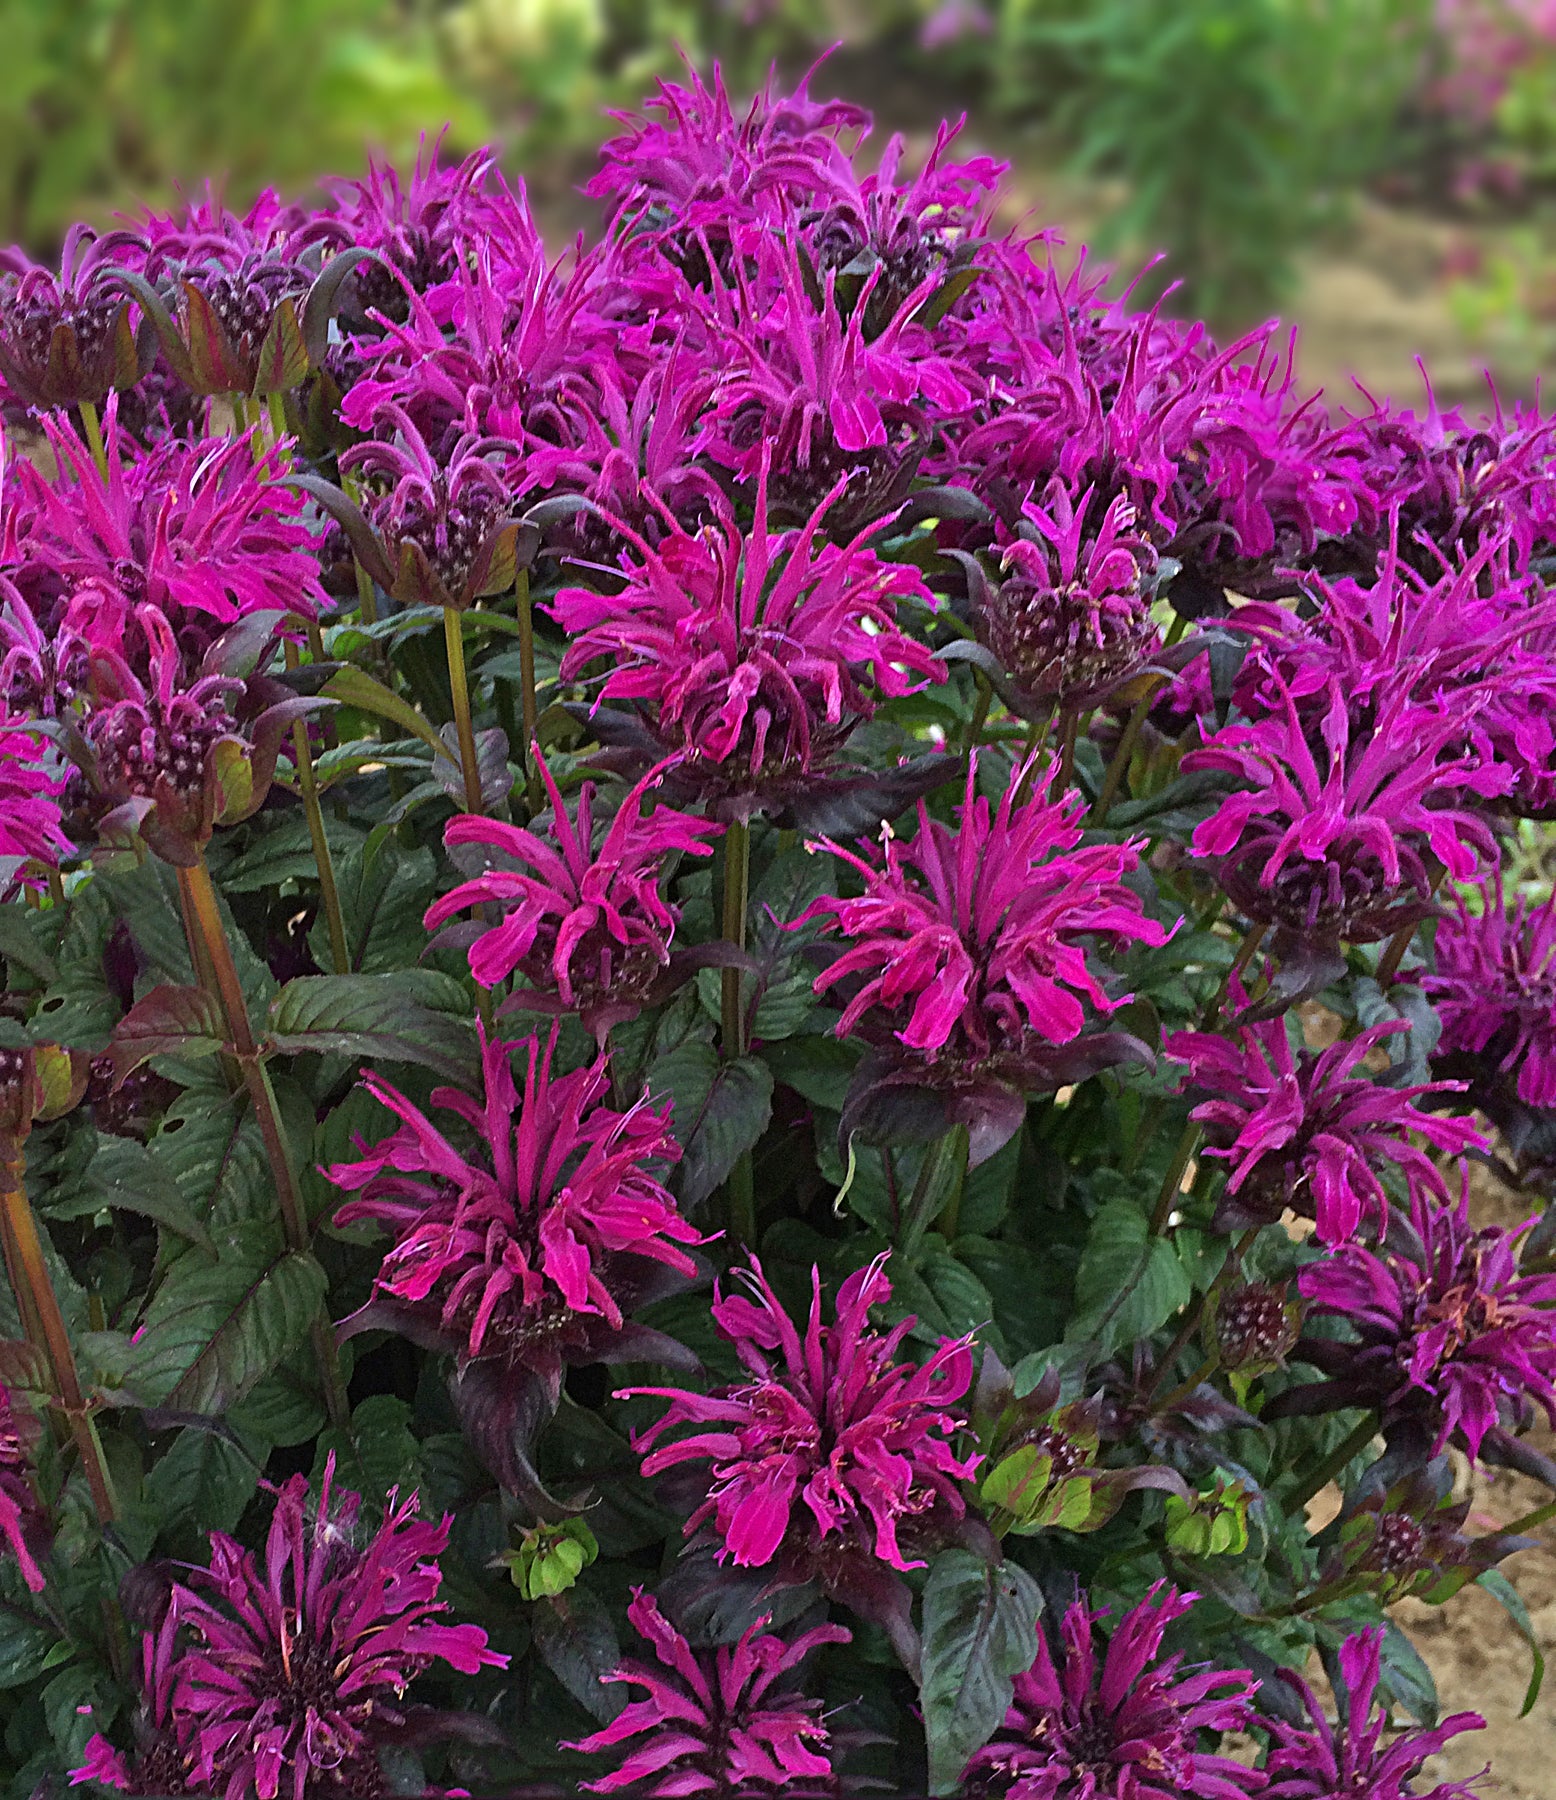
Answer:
[{"left": 2, "top": 60, "right": 1555, "bottom": 1800}]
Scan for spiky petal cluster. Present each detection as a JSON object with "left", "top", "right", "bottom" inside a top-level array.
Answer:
[
  {"left": 960, "top": 1583, "right": 1261, "bottom": 1800},
  {"left": 1295, "top": 1189, "right": 1556, "bottom": 1458},
  {"left": 9, "top": 404, "right": 324, "bottom": 643},
  {"left": 626, "top": 1254, "right": 978, "bottom": 1572},
  {"left": 1165, "top": 1003, "right": 1485, "bottom": 1243},
  {"left": 551, "top": 471, "right": 942, "bottom": 811},
  {"left": 565, "top": 1589, "right": 850, "bottom": 1795},
  {"left": 0, "top": 1383, "right": 46, "bottom": 1594},
  {"left": 978, "top": 486, "right": 1160, "bottom": 710},
  {"left": 0, "top": 707, "right": 69, "bottom": 884},
  {"left": 155, "top": 1456, "right": 504, "bottom": 1800},
  {"left": 1424, "top": 881, "right": 1556, "bottom": 1108},
  {"left": 1187, "top": 678, "right": 1500, "bottom": 947},
  {"left": 809, "top": 757, "right": 1170, "bottom": 1062},
  {"left": 326, "top": 1026, "right": 701, "bottom": 1363},
  {"left": 423, "top": 754, "right": 720, "bottom": 1035},
  {"left": 1263, "top": 1626, "right": 1486, "bottom": 1799}
]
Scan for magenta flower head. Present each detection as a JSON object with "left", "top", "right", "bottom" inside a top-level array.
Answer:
[
  {"left": 625, "top": 1253, "right": 978, "bottom": 1575},
  {"left": 333, "top": 403, "right": 524, "bottom": 611},
  {"left": 551, "top": 465, "right": 945, "bottom": 823},
  {"left": 0, "top": 224, "right": 148, "bottom": 410},
  {"left": 0, "top": 1381, "right": 47, "bottom": 1594},
  {"left": 807, "top": 754, "right": 1168, "bottom": 1160},
  {"left": 973, "top": 484, "right": 1162, "bottom": 713},
  {"left": 1424, "top": 878, "right": 1556, "bottom": 1108},
  {"left": 960, "top": 1583, "right": 1262, "bottom": 1800},
  {"left": 326, "top": 1025, "right": 703, "bottom": 1373},
  {"left": 165, "top": 1453, "right": 507, "bottom": 1800},
  {"left": 70, "top": 1611, "right": 193, "bottom": 1794},
  {"left": 1285, "top": 1187, "right": 1556, "bottom": 1460},
  {"left": 0, "top": 707, "right": 70, "bottom": 890},
  {"left": 1263, "top": 1626, "right": 1485, "bottom": 1799},
  {"left": 423, "top": 752, "right": 721, "bottom": 1038},
  {"left": 565, "top": 1588, "right": 851, "bottom": 1796},
  {"left": 1165, "top": 998, "right": 1485, "bottom": 1243},
  {"left": 14, "top": 401, "right": 325, "bottom": 637},
  {"left": 1187, "top": 676, "right": 1500, "bottom": 965}
]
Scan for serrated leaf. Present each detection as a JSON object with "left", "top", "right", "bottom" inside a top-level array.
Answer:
[
  {"left": 143, "top": 1424, "right": 263, "bottom": 1533},
  {"left": 0, "top": 1609, "right": 54, "bottom": 1688},
  {"left": 218, "top": 814, "right": 363, "bottom": 894},
  {"left": 266, "top": 972, "right": 475, "bottom": 1083},
  {"left": 41, "top": 1134, "right": 213, "bottom": 1250},
  {"left": 0, "top": 905, "right": 57, "bottom": 983},
  {"left": 321, "top": 666, "right": 456, "bottom": 766},
  {"left": 150, "top": 1082, "right": 272, "bottom": 1229},
  {"left": 312, "top": 1394, "right": 420, "bottom": 1508},
  {"left": 649, "top": 1043, "right": 773, "bottom": 1208},
  {"left": 126, "top": 1225, "right": 328, "bottom": 1413},
  {"left": 105, "top": 985, "right": 226, "bottom": 1084},
  {"left": 1065, "top": 1198, "right": 1192, "bottom": 1354},
  {"left": 313, "top": 840, "right": 438, "bottom": 975},
  {"left": 919, "top": 1548, "right": 1044, "bottom": 1793},
  {"left": 532, "top": 1587, "right": 625, "bottom": 1725}
]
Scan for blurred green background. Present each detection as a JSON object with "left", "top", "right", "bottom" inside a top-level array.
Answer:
[{"left": 10, "top": 0, "right": 1556, "bottom": 400}]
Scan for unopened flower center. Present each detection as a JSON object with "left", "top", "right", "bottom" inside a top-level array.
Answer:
[{"left": 1365, "top": 1511, "right": 1426, "bottom": 1575}]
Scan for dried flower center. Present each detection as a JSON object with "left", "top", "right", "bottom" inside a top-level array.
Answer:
[
  {"left": 251, "top": 1619, "right": 389, "bottom": 1798},
  {"left": 1213, "top": 1285, "right": 1294, "bottom": 1368},
  {"left": 370, "top": 480, "right": 506, "bottom": 597},
  {"left": 982, "top": 574, "right": 1155, "bottom": 706},
  {"left": 1421, "top": 1275, "right": 1505, "bottom": 1356},
  {"left": 3, "top": 292, "right": 120, "bottom": 371},
  {"left": 1024, "top": 1423, "right": 1088, "bottom": 1481},
  {"left": 186, "top": 257, "right": 308, "bottom": 352},
  {"left": 0, "top": 1048, "right": 25, "bottom": 1093},
  {"left": 88, "top": 694, "right": 232, "bottom": 801},
  {"left": 1363, "top": 1511, "right": 1427, "bottom": 1575}
]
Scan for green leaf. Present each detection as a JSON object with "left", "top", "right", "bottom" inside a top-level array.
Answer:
[
  {"left": 1064, "top": 1198, "right": 1191, "bottom": 1354},
  {"left": 532, "top": 1586, "right": 625, "bottom": 1725},
  {"left": 105, "top": 985, "right": 226, "bottom": 1084},
  {"left": 919, "top": 1548, "right": 1045, "bottom": 1794},
  {"left": 1478, "top": 1570, "right": 1545, "bottom": 1716},
  {"left": 150, "top": 1081, "right": 273, "bottom": 1230},
  {"left": 1377, "top": 1619, "right": 1440, "bottom": 1726},
  {"left": 0, "top": 1608, "right": 54, "bottom": 1689},
  {"left": 321, "top": 665, "right": 458, "bottom": 766},
  {"left": 313, "top": 839, "right": 438, "bottom": 975},
  {"left": 0, "top": 905, "right": 57, "bottom": 983},
  {"left": 266, "top": 971, "right": 475, "bottom": 1083},
  {"left": 649, "top": 1043, "right": 773, "bottom": 1208},
  {"left": 218, "top": 814, "right": 363, "bottom": 894},
  {"left": 41, "top": 1134, "right": 213, "bottom": 1251},
  {"left": 125, "top": 1223, "right": 328, "bottom": 1413},
  {"left": 143, "top": 1425, "right": 263, "bottom": 1533},
  {"left": 312, "top": 1394, "right": 421, "bottom": 1508}
]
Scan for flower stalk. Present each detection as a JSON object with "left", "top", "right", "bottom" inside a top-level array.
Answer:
[
  {"left": 1288, "top": 1411, "right": 1380, "bottom": 1512},
  {"left": 284, "top": 640, "right": 348, "bottom": 974},
  {"left": 515, "top": 568, "right": 542, "bottom": 814},
  {"left": 443, "top": 604, "right": 486, "bottom": 814},
  {"left": 178, "top": 858, "right": 350, "bottom": 1432}
]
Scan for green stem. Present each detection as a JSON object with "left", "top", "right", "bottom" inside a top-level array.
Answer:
[
  {"left": 515, "top": 570, "right": 542, "bottom": 815},
  {"left": 964, "top": 670, "right": 993, "bottom": 752},
  {"left": 1150, "top": 1119, "right": 1200, "bottom": 1235},
  {"left": 354, "top": 558, "right": 379, "bottom": 628},
  {"left": 1150, "top": 1227, "right": 1260, "bottom": 1398},
  {"left": 1499, "top": 1497, "right": 1556, "bottom": 1538},
  {"left": 727, "top": 1153, "right": 757, "bottom": 1250},
  {"left": 1288, "top": 1412, "right": 1380, "bottom": 1512},
  {"left": 1154, "top": 1354, "right": 1218, "bottom": 1418},
  {"left": 898, "top": 1128, "right": 970, "bottom": 1265},
  {"left": 1202, "top": 921, "right": 1267, "bottom": 1029},
  {"left": 1055, "top": 709, "right": 1081, "bottom": 794},
  {"left": 720, "top": 818, "right": 751, "bottom": 1058},
  {"left": 0, "top": 1134, "right": 116, "bottom": 1526},
  {"left": 76, "top": 399, "right": 109, "bottom": 481},
  {"left": 284, "top": 642, "right": 348, "bottom": 974},
  {"left": 1092, "top": 680, "right": 1165, "bottom": 823},
  {"left": 1164, "top": 611, "right": 1189, "bottom": 648},
  {"left": 180, "top": 860, "right": 350, "bottom": 1433},
  {"left": 443, "top": 606, "right": 485, "bottom": 815}
]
